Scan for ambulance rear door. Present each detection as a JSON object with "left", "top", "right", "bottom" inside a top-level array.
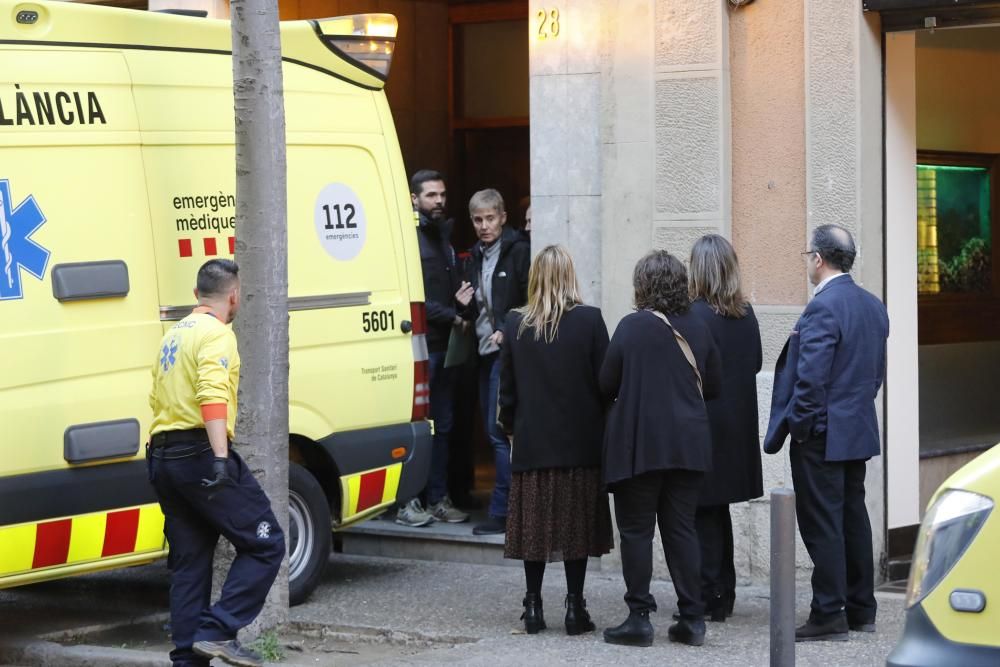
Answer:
[{"left": 0, "top": 47, "right": 166, "bottom": 588}]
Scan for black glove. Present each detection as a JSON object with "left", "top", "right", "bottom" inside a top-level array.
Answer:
[{"left": 201, "top": 456, "right": 230, "bottom": 488}]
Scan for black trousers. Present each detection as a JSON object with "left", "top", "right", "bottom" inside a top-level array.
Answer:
[
  {"left": 695, "top": 504, "right": 735, "bottom": 606},
  {"left": 789, "top": 436, "right": 877, "bottom": 623},
  {"left": 612, "top": 469, "right": 705, "bottom": 618},
  {"left": 150, "top": 444, "right": 285, "bottom": 667}
]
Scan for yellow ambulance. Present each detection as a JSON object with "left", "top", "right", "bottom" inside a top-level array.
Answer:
[{"left": 0, "top": 0, "right": 431, "bottom": 605}]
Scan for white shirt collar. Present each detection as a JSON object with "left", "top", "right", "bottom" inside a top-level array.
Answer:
[{"left": 814, "top": 272, "right": 848, "bottom": 296}]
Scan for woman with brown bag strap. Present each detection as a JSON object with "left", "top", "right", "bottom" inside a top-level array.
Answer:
[{"left": 599, "top": 250, "right": 722, "bottom": 649}]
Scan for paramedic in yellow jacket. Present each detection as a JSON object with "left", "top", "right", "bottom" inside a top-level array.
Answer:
[{"left": 148, "top": 259, "right": 284, "bottom": 667}]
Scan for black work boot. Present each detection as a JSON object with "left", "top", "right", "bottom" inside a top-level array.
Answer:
[
  {"left": 668, "top": 617, "right": 706, "bottom": 646},
  {"left": 564, "top": 593, "right": 596, "bottom": 635},
  {"left": 521, "top": 592, "right": 546, "bottom": 634},
  {"left": 603, "top": 610, "right": 654, "bottom": 647}
]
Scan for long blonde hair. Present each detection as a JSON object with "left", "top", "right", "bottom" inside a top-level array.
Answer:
[
  {"left": 517, "top": 245, "right": 583, "bottom": 343},
  {"left": 689, "top": 234, "right": 748, "bottom": 318}
]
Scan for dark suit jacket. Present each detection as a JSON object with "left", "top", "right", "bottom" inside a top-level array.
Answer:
[
  {"left": 600, "top": 309, "right": 722, "bottom": 486},
  {"left": 497, "top": 306, "right": 609, "bottom": 473},
  {"left": 763, "top": 275, "right": 889, "bottom": 462}
]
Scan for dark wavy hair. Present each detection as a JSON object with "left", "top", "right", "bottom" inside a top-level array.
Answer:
[{"left": 633, "top": 250, "right": 689, "bottom": 316}]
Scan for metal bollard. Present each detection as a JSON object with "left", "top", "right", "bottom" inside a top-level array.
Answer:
[{"left": 770, "top": 488, "right": 796, "bottom": 667}]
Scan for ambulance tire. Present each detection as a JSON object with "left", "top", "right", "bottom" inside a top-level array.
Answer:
[{"left": 288, "top": 462, "right": 331, "bottom": 606}]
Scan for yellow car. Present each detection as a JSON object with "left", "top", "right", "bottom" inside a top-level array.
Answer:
[{"left": 887, "top": 444, "right": 1000, "bottom": 666}]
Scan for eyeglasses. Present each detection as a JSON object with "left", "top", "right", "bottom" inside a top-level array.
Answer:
[{"left": 801, "top": 250, "right": 820, "bottom": 257}]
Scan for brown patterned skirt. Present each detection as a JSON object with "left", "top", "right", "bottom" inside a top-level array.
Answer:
[{"left": 504, "top": 466, "right": 614, "bottom": 562}]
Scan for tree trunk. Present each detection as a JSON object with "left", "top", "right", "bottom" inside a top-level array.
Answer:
[{"left": 225, "top": 0, "right": 289, "bottom": 634}]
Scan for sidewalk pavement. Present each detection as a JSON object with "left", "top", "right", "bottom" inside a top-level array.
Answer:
[{"left": 0, "top": 553, "right": 906, "bottom": 666}]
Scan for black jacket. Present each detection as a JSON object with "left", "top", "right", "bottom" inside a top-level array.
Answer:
[
  {"left": 498, "top": 306, "right": 609, "bottom": 473},
  {"left": 690, "top": 299, "right": 763, "bottom": 506},
  {"left": 417, "top": 213, "right": 460, "bottom": 353},
  {"left": 460, "top": 226, "right": 530, "bottom": 339},
  {"left": 599, "top": 309, "right": 722, "bottom": 487}
]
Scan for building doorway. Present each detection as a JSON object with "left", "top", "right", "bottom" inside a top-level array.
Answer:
[{"left": 885, "top": 22, "right": 1000, "bottom": 544}]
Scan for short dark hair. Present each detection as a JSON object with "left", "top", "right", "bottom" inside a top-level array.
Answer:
[
  {"left": 633, "top": 250, "right": 690, "bottom": 316},
  {"left": 197, "top": 259, "right": 239, "bottom": 297},
  {"left": 410, "top": 169, "right": 446, "bottom": 196},
  {"left": 811, "top": 224, "right": 856, "bottom": 272}
]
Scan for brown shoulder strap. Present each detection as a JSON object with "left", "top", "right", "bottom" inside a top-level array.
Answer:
[{"left": 647, "top": 309, "right": 703, "bottom": 399}]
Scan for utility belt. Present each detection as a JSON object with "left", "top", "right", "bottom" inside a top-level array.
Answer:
[
  {"left": 148, "top": 428, "right": 212, "bottom": 461},
  {"left": 150, "top": 428, "right": 208, "bottom": 448}
]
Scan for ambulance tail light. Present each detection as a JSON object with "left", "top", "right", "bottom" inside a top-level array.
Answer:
[
  {"left": 314, "top": 14, "right": 397, "bottom": 80},
  {"left": 410, "top": 301, "right": 430, "bottom": 422}
]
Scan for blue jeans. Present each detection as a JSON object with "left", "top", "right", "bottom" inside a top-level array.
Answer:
[
  {"left": 478, "top": 352, "right": 511, "bottom": 519},
  {"left": 426, "top": 350, "right": 454, "bottom": 506}
]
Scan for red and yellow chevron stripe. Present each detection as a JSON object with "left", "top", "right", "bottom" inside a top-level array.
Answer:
[
  {"left": 340, "top": 463, "right": 401, "bottom": 523},
  {"left": 0, "top": 504, "right": 166, "bottom": 585}
]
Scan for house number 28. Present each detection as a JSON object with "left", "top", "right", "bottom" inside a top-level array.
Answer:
[{"left": 537, "top": 8, "right": 560, "bottom": 39}]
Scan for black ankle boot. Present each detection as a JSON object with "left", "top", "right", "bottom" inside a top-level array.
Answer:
[
  {"left": 705, "top": 593, "right": 727, "bottom": 623},
  {"left": 564, "top": 593, "right": 595, "bottom": 635},
  {"left": 603, "top": 610, "right": 653, "bottom": 647},
  {"left": 668, "top": 617, "right": 706, "bottom": 646},
  {"left": 521, "top": 592, "right": 546, "bottom": 634}
]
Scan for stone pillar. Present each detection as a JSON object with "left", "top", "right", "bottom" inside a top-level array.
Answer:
[
  {"left": 804, "top": 1, "right": 886, "bottom": 570},
  {"left": 529, "top": 0, "right": 605, "bottom": 306},
  {"left": 602, "top": 0, "right": 731, "bottom": 324}
]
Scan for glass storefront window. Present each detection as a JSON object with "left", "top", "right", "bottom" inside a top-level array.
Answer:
[{"left": 917, "top": 163, "right": 992, "bottom": 295}]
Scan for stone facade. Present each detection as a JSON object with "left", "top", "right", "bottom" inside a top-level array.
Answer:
[{"left": 531, "top": 0, "right": 887, "bottom": 583}]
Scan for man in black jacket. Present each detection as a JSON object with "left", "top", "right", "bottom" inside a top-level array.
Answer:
[
  {"left": 395, "top": 170, "right": 469, "bottom": 527},
  {"left": 456, "top": 188, "right": 531, "bottom": 535}
]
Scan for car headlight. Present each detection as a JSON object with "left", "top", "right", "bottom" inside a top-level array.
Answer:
[{"left": 906, "top": 489, "right": 993, "bottom": 608}]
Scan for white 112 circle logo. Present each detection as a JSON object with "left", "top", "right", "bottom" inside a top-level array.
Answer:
[{"left": 314, "top": 183, "right": 367, "bottom": 261}]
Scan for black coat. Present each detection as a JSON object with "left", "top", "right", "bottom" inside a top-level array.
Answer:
[
  {"left": 460, "top": 226, "right": 530, "bottom": 337},
  {"left": 599, "top": 309, "right": 722, "bottom": 487},
  {"left": 416, "top": 214, "right": 460, "bottom": 353},
  {"left": 689, "top": 299, "right": 763, "bottom": 506},
  {"left": 497, "top": 306, "right": 609, "bottom": 473}
]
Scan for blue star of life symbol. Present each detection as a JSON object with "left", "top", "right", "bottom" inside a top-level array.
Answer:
[
  {"left": 160, "top": 337, "right": 179, "bottom": 372},
  {"left": 0, "top": 180, "right": 49, "bottom": 301}
]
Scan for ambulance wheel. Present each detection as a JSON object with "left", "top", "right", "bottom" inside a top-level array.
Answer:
[{"left": 288, "top": 462, "right": 331, "bottom": 606}]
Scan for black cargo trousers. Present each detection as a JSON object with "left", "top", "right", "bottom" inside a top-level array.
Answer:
[{"left": 148, "top": 429, "right": 285, "bottom": 667}]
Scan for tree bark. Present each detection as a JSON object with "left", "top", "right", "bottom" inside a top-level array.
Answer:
[{"left": 225, "top": 0, "right": 289, "bottom": 634}]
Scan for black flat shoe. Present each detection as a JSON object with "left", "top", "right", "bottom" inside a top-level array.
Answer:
[
  {"left": 668, "top": 617, "right": 706, "bottom": 646},
  {"left": 564, "top": 593, "right": 595, "bottom": 635},
  {"left": 603, "top": 610, "right": 653, "bottom": 647},
  {"left": 473, "top": 517, "right": 506, "bottom": 535},
  {"left": 521, "top": 592, "right": 546, "bottom": 634},
  {"left": 795, "top": 616, "right": 849, "bottom": 642}
]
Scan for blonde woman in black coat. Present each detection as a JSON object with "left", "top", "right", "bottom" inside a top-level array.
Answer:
[
  {"left": 600, "top": 250, "right": 721, "bottom": 649},
  {"left": 498, "top": 245, "right": 614, "bottom": 636},
  {"left": 688, "top": 234, "right": 763, "bottom": 622}
]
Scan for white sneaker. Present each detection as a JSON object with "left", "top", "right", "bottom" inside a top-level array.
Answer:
[
  {"left": 429, "top": 496, "right": 470, "bottom": 523},
  {"left": 395, "top": 498, "right": 435, "bottom": 527}
]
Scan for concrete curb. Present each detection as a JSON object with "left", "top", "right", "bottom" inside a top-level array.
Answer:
[
  {"left": 0, "top": 639, "right": 171, "bottom": 667},
  {"left": 0, "top": 638, "right": 314, "bottom": 667}
]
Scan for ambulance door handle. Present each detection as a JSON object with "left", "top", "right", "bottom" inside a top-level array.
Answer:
[{"left": 400, "top": 320, "right": 413, "bottom": 334}]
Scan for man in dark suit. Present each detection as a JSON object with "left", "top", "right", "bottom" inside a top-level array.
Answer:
[{"left": 763, "top": 224, "right": 889, "bottom": 642}]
